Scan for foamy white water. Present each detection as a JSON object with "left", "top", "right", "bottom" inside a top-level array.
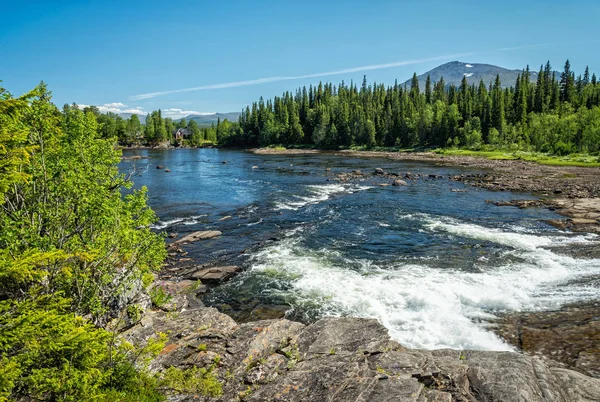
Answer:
[
  {"left": 273, "top": 184, "right": 371, "bottom": 211},
  {"left": 150, "top": 214, "right": 207, "bottom": 230},
  {"left": 248, "top": 216, "right": 600, "bottom": 351}
]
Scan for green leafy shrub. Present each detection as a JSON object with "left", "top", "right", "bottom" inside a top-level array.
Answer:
[
  {"left": 149, "top": 285, "right": 173, "bottom": 308},
  {"left": 159, "top": 366, "right": 222, "bottom": 397},
  {"left": 0, "top": 83, "right": 167, "bottom": 400}
]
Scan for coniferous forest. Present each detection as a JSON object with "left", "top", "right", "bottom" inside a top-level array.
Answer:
[
  {"left": 227, "top": 60, "right": 600, "bottom": 154},
  {"left": 93, "top": 60, "right": 600, "bottom": 157},
  {"left": 82, "top": 60, "right": 600, "bottom": 158}
]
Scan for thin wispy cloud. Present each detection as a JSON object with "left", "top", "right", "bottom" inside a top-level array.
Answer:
[
  {"left": 103, "top": 102, "right": 127, "bottom": 108},
  {"left": 76, "top": 103, "right": 149, "bottom": 116},
  {"left": 130, "top": 53, "right": 474, "bottom": 100},
  {"left": 163, "top": 108, "right": 215, "bottom": 118}
]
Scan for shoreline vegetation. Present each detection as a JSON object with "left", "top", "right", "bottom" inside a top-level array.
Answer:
[{"left": 248, "top": 145, "right": 600, "bottom": 167}]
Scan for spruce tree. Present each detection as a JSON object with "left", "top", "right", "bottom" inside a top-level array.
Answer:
[
  {"left": 560, "top": 59, "right": 575, "bottom": 103},
  {"left": 491, "top": 75, "right": 505, "bottom": 134},
  {"left": 425, "top": 75, "right": 432, "bottom": 104},
  {"left": 534, "top": 65, "right": 545, "bottom": 113}
]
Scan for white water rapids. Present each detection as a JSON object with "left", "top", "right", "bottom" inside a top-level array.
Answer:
[{"left": 247, "top": 213, "right": 600, "bottom": 351}]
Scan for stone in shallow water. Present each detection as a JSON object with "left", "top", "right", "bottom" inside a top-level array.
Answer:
[
  {"left": 175, "top": 230, "right": 222, "bottom": 244},
  {"left": 188, "top": 265, "right": 240, "bottom": 284}
]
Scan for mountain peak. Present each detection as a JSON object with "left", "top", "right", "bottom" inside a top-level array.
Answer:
[{"left": 404, "top": 61, "right": 552, "bottom": 90}]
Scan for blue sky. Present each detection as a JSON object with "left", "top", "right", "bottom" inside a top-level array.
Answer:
[{"left": 2, "top": 0, "right": 599, "bottom": 118}]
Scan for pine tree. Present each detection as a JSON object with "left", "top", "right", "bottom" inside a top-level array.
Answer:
[
  {"left": 425, "top": 75, "right": 432, "bottom": 104},
  {"left": 560, "top": 59, "right": 575, "bottom": 103},
  {"left": 534, "top": 65, "right": 545, "bottom": 113},
  {"left": 410, "top": 73, "right": 420, "bottom": 100},
  {"left": 491, "top": 75, "right": 505, "bottom": 134}
]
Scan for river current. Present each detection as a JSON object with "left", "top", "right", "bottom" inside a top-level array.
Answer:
[{"left": 121, "top": 148, "right": 600, "bottom": 351}]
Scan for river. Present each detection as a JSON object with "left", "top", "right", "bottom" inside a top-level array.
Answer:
[{"left": 120, "top": 148, "right": 600, "bottom": 351}]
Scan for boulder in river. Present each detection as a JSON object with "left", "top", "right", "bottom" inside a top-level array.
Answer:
[
  {"left": 174, "top": 230, "right": 222, "bottom": 244},
  {"left": 156, "top": 165, "right": 164, "bottom": 169},
  {"left": 375, "top": 167, "right": 385, "bottom": 175},
  {"left": 252, "top": 165, "right": 258, "bottom": 169},
  {"left": 164, "top": 169, "right": 171, "bottom": 172},
  {"left": 392, "top": 179, "right": 407, "bottom": 186},
  {"left": 187, "top": 265, "right": 240, "bottom": 284}
]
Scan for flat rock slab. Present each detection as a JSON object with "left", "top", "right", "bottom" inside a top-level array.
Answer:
[
  {"left": 188, "top": 265, "right": 240, "bottom": 284},
  {"left": 174, "top": 230, "right": 222, "bottom": 244},
  {"left": 121, "top": 308, "right": 600, "bottom": 402}
]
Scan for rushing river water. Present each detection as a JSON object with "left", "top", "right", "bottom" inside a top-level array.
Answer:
[{"left": 121, "top": 148, "right": 600, "bottom": 351}]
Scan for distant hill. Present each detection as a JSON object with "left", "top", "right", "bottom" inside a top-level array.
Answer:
[
  {"left": 184, "top": 112, "right": 241, "bottom": 127},
  {"left": 119, "top": 112, "right": 146, "bottom": 120},
  {"left": 403, "top": 61, "right": 558, "bottom": 91},
  {"left": 117, "top": 112, "right": 241, "bottom": 126}
]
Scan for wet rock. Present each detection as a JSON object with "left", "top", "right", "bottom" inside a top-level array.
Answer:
[
  {"left": 492, "top": 199, "right": 545, "bottom": 209},
  {"left": 222, "top": 161, "right": 228, "bottom": 164},
  {"left": 187, "top": 265, "right": 240, "bottom": 284},
  {"left": 174, "top": 230, "right": 222, "bottom": 244},
  {"left": 392, "top": 179, "right": 407, "bottom": 186},
  {"left": 156, "top": 165, "right": 164, "bottom": 169},
  {"left": 492, "top": 301, "right": 600, "bottom": 379},
  {"left": 252, "top": 165, "right": 258, "bottom": 169},
  {"left": 167, "top": 232, "right": 178, "bottom": 239},
  {"left": 570, "top": 218, "right": 598, "bottom": 225},
  {"left": 234, "top": 304, "right": 289, "bottom": 322},
  {"left": 451, "top": 188, "right": 467, "bottom": 193},
  {"left": 375, "top": 168, "right": 385, "bottom": 175},
  {"left": 218, "top": 215, "right": 232, "bottom": 221}
]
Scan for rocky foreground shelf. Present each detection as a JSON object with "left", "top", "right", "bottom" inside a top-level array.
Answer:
[{"left": 122, "top": 301, "right": 600, "bottom": 401}]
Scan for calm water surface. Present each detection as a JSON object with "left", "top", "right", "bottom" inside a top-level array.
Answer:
[{"left": 121, "top": 148, "right": 600, "bottom": 351}]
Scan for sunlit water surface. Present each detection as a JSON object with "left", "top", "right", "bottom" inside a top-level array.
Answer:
[{"left": 121, "top": 148, "right": 600, "bottom": 351}]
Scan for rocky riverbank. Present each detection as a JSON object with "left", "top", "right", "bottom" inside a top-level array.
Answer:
[{"left": 123, "top": 288, "right": 600, "bottom": 401}]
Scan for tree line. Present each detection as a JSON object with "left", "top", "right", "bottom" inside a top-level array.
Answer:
[
  {"left": 80, "top": 107, "right": 220, "bottom": 146},
  {"left": 83, "top": 59, "right": 600, "bottom": 155},
  {"left": 222, "top": 60, "right": 600, "bottom": 155}
]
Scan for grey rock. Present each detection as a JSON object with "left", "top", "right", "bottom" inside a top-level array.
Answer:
[
  {"left": 188, "top": 265, "right": 240, "bottom": 284},
  {"left": 121, "top": 311, "right": 600, "bottom": 402},
  {"left": 174, "top": 230, "right": 222, "bottom": 244}
]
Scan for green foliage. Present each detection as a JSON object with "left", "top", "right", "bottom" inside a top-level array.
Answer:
[
  {"left": 159, "top": 366, "right": 222, "bottom": 397},
  {"left": 149, "top": 285, "right": 173, "bottom": 308},
  {"left": 0, "top": 83, "right": 168, "bottom": 400}
]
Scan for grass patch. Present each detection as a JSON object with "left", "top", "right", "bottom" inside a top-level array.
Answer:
[{"left": 435, "top": 148, "right": 600, "bottom": 167}]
